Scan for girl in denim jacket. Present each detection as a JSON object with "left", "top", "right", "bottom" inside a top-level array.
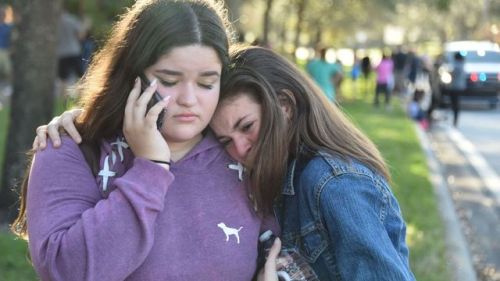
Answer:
[{"left": 211, "top": 47, "right": 416, "bottom": 281}]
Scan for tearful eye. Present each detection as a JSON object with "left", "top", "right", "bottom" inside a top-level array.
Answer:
[
  {"left": 241, "top": 122, "right": 253, "bottom": 132},
  {"left": 219, "top": 138, "right": 232, "bottom": 146}
]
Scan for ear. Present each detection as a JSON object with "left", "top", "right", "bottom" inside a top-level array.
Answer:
[{"left": 278, "top": 89, "right": 296, "bottom": 120}]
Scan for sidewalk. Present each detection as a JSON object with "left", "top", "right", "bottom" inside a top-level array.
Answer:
[{"left": 420, "top": 120, "right": 500, "bottom": 281}]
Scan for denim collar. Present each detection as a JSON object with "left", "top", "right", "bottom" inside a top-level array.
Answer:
[
  {"left": 284, "top": 145, "right": 327, "bottom": 196},
  {"left": 283, "top": 158, "right": 297, "bottom": 196}
]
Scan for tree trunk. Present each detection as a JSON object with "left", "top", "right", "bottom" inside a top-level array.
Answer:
[
  {"left": 0, "top": 0, "right": 61, "bottom": 222},
  {"left": 313, "top": 24, "right": 322, "bottom": 47},
  {"left": 262, "top": 0, "right": 274, "bottom": 46},
  {"left": 293, "top": 0, "right": 306, "bottom": 54}
]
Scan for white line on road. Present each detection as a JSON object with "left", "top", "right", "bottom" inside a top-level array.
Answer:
[{"left": 447, "top": 126, "right": 500, "bottom": 207}]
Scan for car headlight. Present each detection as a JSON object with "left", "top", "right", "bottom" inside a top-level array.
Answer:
[{"left": 440, "top": 71, "right": 452, "bottom": 84}]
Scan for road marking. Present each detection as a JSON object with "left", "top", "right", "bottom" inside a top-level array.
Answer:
[{"left": 447, "top": 126, "right": 500, "bottom": 207}]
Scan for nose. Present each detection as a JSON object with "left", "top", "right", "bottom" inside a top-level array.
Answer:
[
  {"left": 230, "top": 137, "right": 251, "bottom": 162},
  {"left": 175, "top": 83, "right": 197, "bottom": 107}
]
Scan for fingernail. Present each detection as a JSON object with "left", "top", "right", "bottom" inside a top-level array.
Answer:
[
  {"left": 135, "top": 77, "right": 140, "bottom": 83},
  {"left": 150, "top": 79, "right": 157, "bottom": 87},
  {"left": 163, "top": 96, "right": 171, "bottom": 108},
  {"left": 76, "top": 137, "right": 82, "bottom": 143}
]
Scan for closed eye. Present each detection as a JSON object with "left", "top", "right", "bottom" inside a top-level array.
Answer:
[
  {"left": 159, "top": 79, "right": 177, "bottom": 87},
  {"left": 198, "top": 83, "right": 214, "bottom": 90},
  {"left": 241, "top": 122, "right": 253, "bottom": 132},
  {"left": 218, "top": 137, "right": 232, "bottom": 147}
]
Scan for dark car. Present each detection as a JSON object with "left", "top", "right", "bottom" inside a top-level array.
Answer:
[{"left": 435, "top": 41, "right": 500, "bottom": 108}]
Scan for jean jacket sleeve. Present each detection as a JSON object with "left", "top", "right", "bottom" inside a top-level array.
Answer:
[{"left": 319, "top": 173, "right": 415, "bottom": 280}]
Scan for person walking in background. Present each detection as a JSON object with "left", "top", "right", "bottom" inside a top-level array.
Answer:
[
  {"left": 57, "top": 7, "right": 87, "bottom": 98},
  {"left": 392, "top": 46, "right": 408, "bottom": 96},
  {"left": 406, "top": 49, "right": 421, "bottom": 95},
  {"left": 448, "top": 52, "right": 466, "bottom": 127},
  {"left": 333, "top": 58, "right": 344, "bottom": 99},
  {"left": 80, "top": 23, "right": 96, "bottom": 75},
  {"left": 360, "top": 55, "right": 372, "bottom": 97},
  {"left": 374, "top": 53, "right": 394, "bottom": 109},
  {"left": 0, "top": 6, "right": 13, "bottom": 83},
  {"left": 351, "top": 56, "right": 361, "bottom": 97},
  {"left": 306, "top": 47, "right": 342, "bottom": 102}
]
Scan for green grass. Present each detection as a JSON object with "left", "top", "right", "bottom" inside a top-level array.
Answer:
[
  {"left": 340, "top": 88, "right": 450, "bottom": 281},
  {"left": 0, "top": 232, "right": 37, "bottom": 280}
]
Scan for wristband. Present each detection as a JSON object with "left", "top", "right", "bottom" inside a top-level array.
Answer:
[{"left": 150, "top": 159, "right": 171, "bottom": 166}]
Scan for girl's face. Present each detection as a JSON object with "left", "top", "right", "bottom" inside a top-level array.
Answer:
[
  {"left": 210, "top": 94, "right": 262, "bottom": 167},
  {"left": 144, "top": 45, "right": 222, "bottom": 145}
]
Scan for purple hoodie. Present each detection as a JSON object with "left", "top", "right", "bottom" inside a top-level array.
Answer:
[{"left": 27, "top": 133, "right": 273, "bottom": 280}]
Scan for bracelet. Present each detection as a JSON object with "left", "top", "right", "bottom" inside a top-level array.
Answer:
[{"left": 150, "top": 159, "right": 171, "bottom": 166}]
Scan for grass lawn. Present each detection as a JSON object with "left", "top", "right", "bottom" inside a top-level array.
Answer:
[
  {"left": 0, "top": 232, "right": 37, "bottom": 280},
  {"left": 340, "top": 81, "right": 450, "bottom": 281},
  {"left": 0, "top": 83, "right": 450, "bottom": 280}
]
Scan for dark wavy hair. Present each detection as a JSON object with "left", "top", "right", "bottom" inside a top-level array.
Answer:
[
  {"left": 221, "top": 46, "right": 390, "bottom": 214},
  {"left": 12, "top": 0, "right": 232, "bottom": 239}
]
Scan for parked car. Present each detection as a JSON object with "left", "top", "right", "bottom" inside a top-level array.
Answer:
[{"left": 435, "top": 41, "right": 500, "bottom": 108}]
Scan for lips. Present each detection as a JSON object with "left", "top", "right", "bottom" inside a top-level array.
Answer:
[{"left": 173, "top": 112, "right": 198, "bottom": 122}]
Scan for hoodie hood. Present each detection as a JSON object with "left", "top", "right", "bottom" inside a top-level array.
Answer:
[{"left": 171, "top": 130, "right": 229, "bottom": 172}]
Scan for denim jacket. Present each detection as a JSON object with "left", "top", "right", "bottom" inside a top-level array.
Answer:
[{"left": 273, "top": 150, "right": 416, "bottom": 281}]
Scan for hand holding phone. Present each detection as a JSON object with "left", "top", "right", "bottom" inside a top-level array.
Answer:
[
  {"left": 140, "top": 74, "right": 166, "bottom": 130},
  {"left": 123, "top": 76, "right": 171, "bottom": 169}
]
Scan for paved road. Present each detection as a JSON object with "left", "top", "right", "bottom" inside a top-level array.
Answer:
[
  {"left": 428, "top": 107, "right": 500, "bottom": 281},
  {"left": 458, "top": 108, "right": 500, "bottom": 174}
]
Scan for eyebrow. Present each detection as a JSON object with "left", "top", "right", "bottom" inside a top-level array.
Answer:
[
  {"left": 214, "top": 114, "right": 250, "bottom": 140},
  {"left": 155, "top": 69, "right": 220, "bottom": 77},
  {"left": 233, "top": 117, "right": 245, "bottom": 130}
]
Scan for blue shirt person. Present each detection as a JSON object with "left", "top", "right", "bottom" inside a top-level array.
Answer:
[{"left": 306, "top": 48, "right": 342, "bottom": 102}]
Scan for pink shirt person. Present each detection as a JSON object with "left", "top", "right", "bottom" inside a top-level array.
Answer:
[{"left": 376, "top": 56, "right": 394, "bottom": 84}]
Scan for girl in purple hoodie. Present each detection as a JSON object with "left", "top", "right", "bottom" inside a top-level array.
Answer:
[{"left": 12, "top": 1, "right": 275, "bottom": 280}]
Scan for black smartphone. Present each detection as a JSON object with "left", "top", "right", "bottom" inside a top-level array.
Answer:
[{"left": 139, "top": 74, "right": 166, "bottom": 130}]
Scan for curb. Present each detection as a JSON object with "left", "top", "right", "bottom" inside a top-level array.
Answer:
[{"left": 414, "top": 123, "right": 477, "bottom": 281}]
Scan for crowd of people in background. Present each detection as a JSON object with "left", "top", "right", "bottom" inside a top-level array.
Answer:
[
  {"left": 0, "top": 4, "right": 96, "bottom": 108},
  {"left": 0, "top": 5, "right": 13, "bottom": 109},
  {"left": 303, "top": 43, "right": 465, "bottom": 130},
  {"left": 0, "top": 1, "right": 466, "bottom": 128}
]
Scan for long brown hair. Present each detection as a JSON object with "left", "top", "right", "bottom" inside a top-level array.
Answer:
[
  {"left": 11, "top": 0, "right": 232, "bottom": 239},
  {"left": 221, "top": 46, "right": 390, "bottom": 214}
]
